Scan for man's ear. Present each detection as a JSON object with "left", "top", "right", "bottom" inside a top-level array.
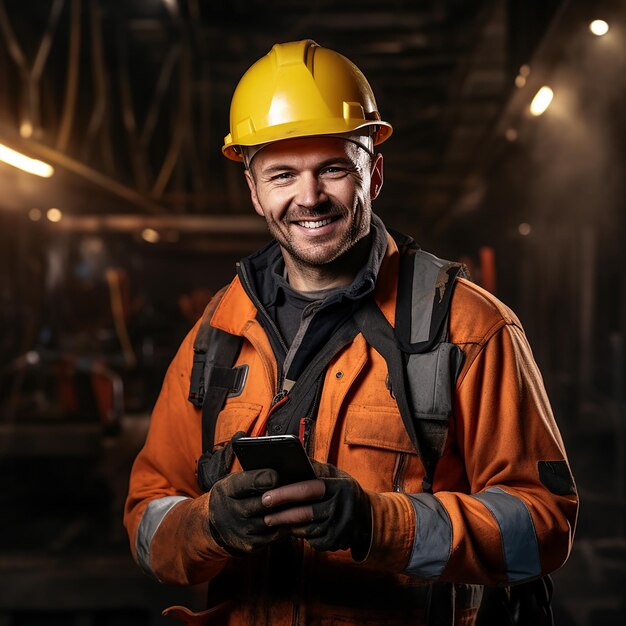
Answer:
[
  {"left": 370, "top": 153, "right": 384, "bottom": 200},
  {"left": 245, "top": 169, "right": 265, "bottom": 217}
]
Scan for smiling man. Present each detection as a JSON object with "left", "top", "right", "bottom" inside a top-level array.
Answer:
[
  {"left": 244, "top": 135, "right": 382, "bottom": 290},
  {"left": 124, "top": 40, "right": 578, "bottom": 626}
]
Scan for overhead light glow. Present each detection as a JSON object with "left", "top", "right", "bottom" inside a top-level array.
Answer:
[
  {"left": 505, "top": 128, "right": 518, "bottom": 142},
  {"left": 47, "top": 208, "right": 63, "bottom": 222},
  {"left": 142, "top": 228, "right": 160, "bottom": 243},
  {"left": 530, "top": 86, "right": 554, "bottom": 116},
  {"left": 515, "top": 75, "right": 526, "bottom": 88},
  {"left": 162, "top": 0, "right": 179, "bottom": 14},
  {"left": 0, "top": 144, "right": 54, "bottom": 178},
  {"left": 589, "top": 20, "right": 609, "bottom": 36},
  {"left": 519, "top": 64, "right": 531, "bottom": 77},
  {"left": 518, "top": 223, "right": 532, "bottom": 236},
  {"left": 20, "top": 121, "right": 33, "bottom": 138},
  {"left": 28, "top": 208, "right": 42, "bottom": 222}
]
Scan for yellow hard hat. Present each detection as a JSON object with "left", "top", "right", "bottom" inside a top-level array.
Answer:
[{"left": 222, "top": 39, "right": 392, "bottom": 162}]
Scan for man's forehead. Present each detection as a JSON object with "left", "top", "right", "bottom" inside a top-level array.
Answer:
[{"left": 253, "top": 136, "right": 362, "bottom": 169}]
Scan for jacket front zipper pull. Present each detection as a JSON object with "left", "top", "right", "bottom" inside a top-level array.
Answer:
[
  {"left": 271, "top": 389, "right": 289, "bottom": 406},
  {"left": 253, "top": 392, "right": 290, "bottom": 437}
]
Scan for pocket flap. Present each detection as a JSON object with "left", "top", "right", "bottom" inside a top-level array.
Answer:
[
  {"left": 214, "top": 402, "right": 262, "bottom": 447},
  {"left": 344, "top": 406, "right": 416, "bottom": 454}
]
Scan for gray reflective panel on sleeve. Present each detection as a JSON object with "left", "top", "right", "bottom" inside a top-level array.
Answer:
[
  {"left": 404, "top": 493, "right": 452, "bottom": 578},
  {"left": 136, "top": 495, "right": 190, "bottom": 577},
  {"left": 410, "top": 251, "right": 447, "bottom": 344},
  {"left": 472, "top": 487, "right": 541, "bottom": 582}
]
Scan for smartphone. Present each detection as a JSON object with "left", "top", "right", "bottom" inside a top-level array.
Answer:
[{"left": 232, "top": 435, "right": 316, "bottom": 486}]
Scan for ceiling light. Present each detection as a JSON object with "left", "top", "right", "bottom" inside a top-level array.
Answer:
[
  {"left": 519, "top": 65, "right": 531, "bottom": 77},
  {"left": 589, "top": 20, "right": 609, "bottom": 36},
  {"left": 530, "top": 86, "right": 554, "bottom": 116},
  {"left": 142, "top": 228, "right": 160, "bottom": 243},
  {"left": 162, "top": 0, "right": 178, "bottom": 14},
  {"left": 47, "top": 208, "right": 63, "bottom": 222},
  {"left": 505, "top": 128, "right": 518, "bottom": 142},
  {"left": 0, "top": 144, "right": 54, "bottom": 178},
  {"left": 515, "top": 75, "right": 526, "bottom": 88},
  {"left": 518, "top": 223, "right": 531, "bottom": 236},
  {"left": 28, "top": 208, "right": 42, "bottom": 221},
  {"left": 20, "top": 121, "right": 33, "bottom": 138}
]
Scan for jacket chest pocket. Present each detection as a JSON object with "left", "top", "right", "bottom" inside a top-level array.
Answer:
[
  {"left": 338, "top": 405, "right": 423, "bottom": 493},
  {"left": 213, "top": 402, "right": 263, "bottom": 449}
]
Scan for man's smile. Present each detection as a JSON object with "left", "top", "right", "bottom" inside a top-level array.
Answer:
[{"left": 296, "top": 217, "right": 334, "bottom": 229}]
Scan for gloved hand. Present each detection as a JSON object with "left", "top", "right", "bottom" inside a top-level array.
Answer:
[
  {"left": 197, "top": 431, "right": 246, "bottom": 492},
  {"left": 208, "top": 467, "right": 285, "bottom": 556},
  {"left": 264, "top": 462, "right": 373, "bottom": 561}
]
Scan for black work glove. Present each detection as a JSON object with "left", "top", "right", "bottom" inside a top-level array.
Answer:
[
  {"left": 291, "top": 462, "right": 372, "bottom": 561},
  {"left": 197, "top": 431, "right": 246, "bottom": 492},
  {"left": 208, "top": 468, "right": 285, "bottom": 556}
]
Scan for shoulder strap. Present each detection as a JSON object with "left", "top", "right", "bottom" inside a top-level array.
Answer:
[
  {"left": 395, "top": 245, "right": 468, "bottom": 353},
  {"left": 354, "top": 300, "right": 423, "bottom": 459},
  {"left": 188, "top": 290, "right": 245, "bottom": 454},
  {"left": 356, "top": 239, "right": 467, "bottom": 493},
  {"left": 264, "top": 316, "right": 361, "bottom": 440}
]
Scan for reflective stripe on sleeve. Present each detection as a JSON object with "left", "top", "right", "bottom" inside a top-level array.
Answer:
[
  {"left": 404, "top": 493, "right": 452, "bottom": 578},
  {"left": 472, "top": 487, "right": 541, "bottom": 582},
  {"left": 136, "top": 495, "right": 190, "bottom": 577}
]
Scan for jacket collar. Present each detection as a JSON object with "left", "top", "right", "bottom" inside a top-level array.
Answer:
[{"left": 211, "top": 217, "right": 399, "bottom": 336}]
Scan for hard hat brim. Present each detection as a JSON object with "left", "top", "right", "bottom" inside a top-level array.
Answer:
[{"left": 222, "top": 119, "right": 392, "bottom": 162}]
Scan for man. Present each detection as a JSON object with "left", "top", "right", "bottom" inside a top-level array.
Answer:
[{"left": 124, "top": 40, "right": 578, "bottom": 625}]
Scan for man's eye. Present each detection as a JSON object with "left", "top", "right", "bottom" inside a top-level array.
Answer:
[
  {"left": 322, "top": 167, "right": 347, "bottom": 177},
  {"left": 270, "top": 172, "right": 294, "bottom": 181}
]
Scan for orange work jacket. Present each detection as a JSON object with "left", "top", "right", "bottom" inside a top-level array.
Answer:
[{"left": 124, "top": 233, "right": 578, "bottom": 626}]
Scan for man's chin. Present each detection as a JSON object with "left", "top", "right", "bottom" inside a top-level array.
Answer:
[{"left": 288, "top": 251, "right": 341, "bottom": 268}]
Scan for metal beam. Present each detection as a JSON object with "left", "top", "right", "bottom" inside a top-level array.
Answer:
[
  {"left": 0, "top": 125, "right": 168, "bottom": 214},
  {"left": 46, "top": 213, "right": 267, "bottom": 234}
]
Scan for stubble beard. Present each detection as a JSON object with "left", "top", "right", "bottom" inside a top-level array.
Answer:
[{"left": 268, "top": 200, "right": 371, "bottom": 270}]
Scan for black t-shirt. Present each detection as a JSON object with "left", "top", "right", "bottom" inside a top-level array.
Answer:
[{"left": 273, "top": 280, "right": 344, "bottom": 348}]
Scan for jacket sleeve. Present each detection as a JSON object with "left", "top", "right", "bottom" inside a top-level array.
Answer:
[
  {"left": 375, "top": 321, "right": 578, "bottom": 585},
  {"left": 123, "top": 316, "right": 232, "bottom": 585}
]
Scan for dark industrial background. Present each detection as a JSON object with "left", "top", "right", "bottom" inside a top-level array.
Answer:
[{"left": 1, "top": 0, "right": 625, "bottom": 624}]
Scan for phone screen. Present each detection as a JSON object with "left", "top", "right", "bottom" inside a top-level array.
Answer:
[{"left": 232, "top": 435, "right": 316, "bottom": 486}]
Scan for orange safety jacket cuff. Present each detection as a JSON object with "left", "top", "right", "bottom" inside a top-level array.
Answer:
[
  {"left": 363, "top": 491, "right": 417, "bottom": 571},
  {"left": 136, "top": 492, "right": 231, "bottom": 585},
  {"left": 136, "top": 495, "right": 190, "bottom": 579}
]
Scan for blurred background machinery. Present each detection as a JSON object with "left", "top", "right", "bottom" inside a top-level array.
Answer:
[{"left": 0, "top": 0, "right": 625, "bottom": 623}]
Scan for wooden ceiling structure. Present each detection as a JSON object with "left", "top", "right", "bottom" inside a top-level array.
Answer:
[{"left": 0, "top": 0, "right": 566, "bottom": 244}]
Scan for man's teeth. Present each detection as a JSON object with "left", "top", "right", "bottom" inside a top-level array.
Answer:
[{"left": 299, "top": 218, "right": 332, "bottom": 229}]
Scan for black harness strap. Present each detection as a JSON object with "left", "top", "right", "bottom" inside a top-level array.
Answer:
[
  {"left": 265, "top": 316, "right": 361, "bottom": 438},
  {"left": 355, "top": 257, "right": 466, "bottom": 494},
  {"left": 189, "top": 327, "right": 243, "bottom": 453},
  {"left": 354, "top": 300, "right": 423, "bottom": 460},
  {"left": 203, "top": 330, "right": 243, "bottom": 454}
]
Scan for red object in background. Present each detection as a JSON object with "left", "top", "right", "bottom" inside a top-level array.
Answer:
[{"left": 479, "top": 246, "right": 497, "bottom": 295}]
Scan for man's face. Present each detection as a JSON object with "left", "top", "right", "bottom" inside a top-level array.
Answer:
[{"left": 245, "top": 136, "right": 383, "bottom": 270}]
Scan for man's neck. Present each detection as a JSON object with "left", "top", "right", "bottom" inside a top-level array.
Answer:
[{"left": 282, "top": 235, "right": 372, "bottom": 292}]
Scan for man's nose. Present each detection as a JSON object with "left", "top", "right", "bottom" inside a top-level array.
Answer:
[{"left": 294, "top": 173, "right": 327, "bottom": 208}]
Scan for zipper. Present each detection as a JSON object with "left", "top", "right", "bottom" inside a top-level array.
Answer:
[
  {"left": 238, "top": 261, "right": 289, "bottom": 395},
  {"left": 271, "top": 389, "right": 289, "bottom": 407},
  {"left": 393, "top": 452, "right": 408, "bottom": 492},
  {"left": 302, "top": 377, "right": 324, "bottom": 453},
  {"left": 253, "top": 392, "right": 290, "bottom": 437}
]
